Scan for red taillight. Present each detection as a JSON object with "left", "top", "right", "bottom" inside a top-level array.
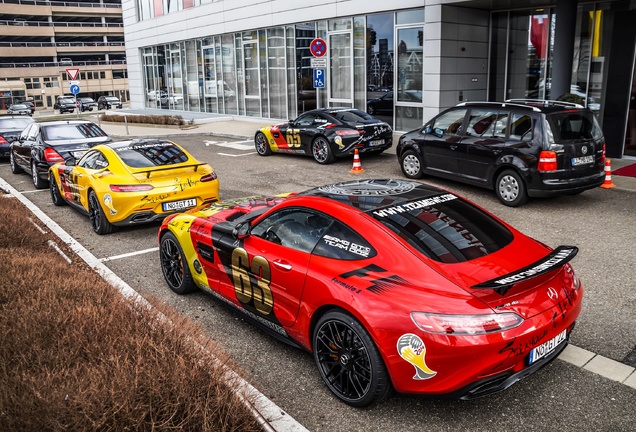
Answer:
[
  {"left": 411, "top": 312, "right": 523, "bottom": 335},
  {"left": 200, "top": 172, "right": 218, "bottom": 182},
  {"left": 109, "top": 184, "right": 154, "bottom": 192},
  {"left": 538, "top": 150, "right": 557, "bottom": 172},
  {"left": 43, "top": 147, "right": 64, "bottom": 163},
  {"left": 335, "top": 129, "right": 361, "bottom": 136},
  {"left": 0, "top": 136, "right": 8, "bottom": 145}
]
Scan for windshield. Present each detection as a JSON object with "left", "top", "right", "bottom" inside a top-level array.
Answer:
[
  {"left": 546, "top": 110, "right": 603, "bottom": 143},
  {"left": 106, "top": 97, "right": 119, "bottom": 101},
  {"left": 42, "top": 123, "right": 108, "bottom": 140},
  {"left": 370, "top": 194, "right": 514, "bottom": 263}
]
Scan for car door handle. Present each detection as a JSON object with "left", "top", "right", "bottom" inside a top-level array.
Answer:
[
  {"left": 450, "top": 145, "right": 457, "bottom": 150},
  {"left": 272, "top": 260, "right": 292, "bottom": 271}
]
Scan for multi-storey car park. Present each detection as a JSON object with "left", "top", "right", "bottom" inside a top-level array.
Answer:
[{"left": 0, "top": 0, "right": 128, "bottom": 113}]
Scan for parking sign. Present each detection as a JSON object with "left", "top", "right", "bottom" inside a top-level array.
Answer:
[{"left": 313, "top": 69, "right": 325, "bottom": 89}]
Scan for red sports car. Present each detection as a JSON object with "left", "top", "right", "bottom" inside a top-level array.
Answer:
[{"left": 158, "top": 179, "right": 582, "bottom": 407}]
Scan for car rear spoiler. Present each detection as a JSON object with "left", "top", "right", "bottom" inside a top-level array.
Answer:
[
  {"left": 471, "top": 246, "right": 578, "bottom": 293},
  {"left": 137, "top": 162, "right": 207, "bottom": 178}
]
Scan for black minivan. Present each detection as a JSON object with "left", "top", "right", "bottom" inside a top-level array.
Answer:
[{"left": 396, "top": 100, "right": 606, "bottom": 207}]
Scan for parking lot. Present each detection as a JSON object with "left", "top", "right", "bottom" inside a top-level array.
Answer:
[{"left": 1, "top": 131, "right": 635, "bottom": 431}]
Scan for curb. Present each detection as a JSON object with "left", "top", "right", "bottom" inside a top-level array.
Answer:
[{"left": 0, "top": 176, "right": 309, "bottom": 432}]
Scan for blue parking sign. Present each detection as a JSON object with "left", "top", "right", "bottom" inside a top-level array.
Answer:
[
  {"left": 313, "top": 69, "right": 325, "bottom": 89},
  {"left": 70, "top": 84, "right": 80, "bottom": 94}
]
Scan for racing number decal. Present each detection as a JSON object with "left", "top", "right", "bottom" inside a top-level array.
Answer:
[
  {"left": 231, "top": 248, "right": 273, "bottom": 315},
  {"left": 285, "top": 129, "right": 301, "bottom": 147}
]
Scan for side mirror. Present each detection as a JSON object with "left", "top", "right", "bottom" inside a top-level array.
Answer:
[
  {"left": 433, "top": 128, "right": 445, "bottom": 138},
  {"left": 232, "top": 221, "right": 251, "bottom": 239}
]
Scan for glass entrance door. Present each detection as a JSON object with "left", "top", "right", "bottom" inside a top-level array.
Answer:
[
  {"left": 395, "top": 26, "right": 423, "bottom": 131},
  {"left": 243, "top": 41, "right": 261, "bottom": 117}
]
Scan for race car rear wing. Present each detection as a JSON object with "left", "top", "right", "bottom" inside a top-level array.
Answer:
[
  {"left": 138, "top": 162, "right": 207, "bottom": 178},
  {"left": 471, "top": 246, "right": 578, "bottom": 291}
]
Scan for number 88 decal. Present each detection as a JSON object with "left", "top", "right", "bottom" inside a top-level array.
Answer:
[{"left": 231, "top": 248, "right": 273, "bottom": 315}]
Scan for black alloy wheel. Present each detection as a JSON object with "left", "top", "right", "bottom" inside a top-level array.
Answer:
[
  {"left": 49, "top": 173, "right": 65, "bottom": 206},
  {"left": 313, "top": 310, "right": 391, "bottom": 407},
  {"left": 88, "top": 190, "right": 115, "bottom": 235},
  {"left": 160, "top": 232, "right": 196, "bottom": 294},
  {"left": 254, "top": 132, "right": 272, "bottom": 156},
  {"left": 311, "top": 136, "right": 334, "bottom": 164},
  {"left": 31, "top": 160, "right": 47, "bottom": 189},
  {"left": 9, "top": 151, "right": 23, "bottom": 174}
]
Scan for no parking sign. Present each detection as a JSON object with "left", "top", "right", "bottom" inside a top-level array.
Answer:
[{"left": 310, "top": 38, "right": 327, "bottom": 57}]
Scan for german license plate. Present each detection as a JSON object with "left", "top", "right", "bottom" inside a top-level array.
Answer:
[
  {"left": 528, "top": 329, "right": 567, "bottom": 365},
  {"left": 162, "top": 198, "right": 196, "bottom": 212},
  {"left": 369, "top": 139, "right": 385, "bottom": 147},
  {"left": 571, "top": 155, "right": 594, "bottom": 166}
]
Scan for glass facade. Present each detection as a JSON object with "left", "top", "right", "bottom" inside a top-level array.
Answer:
[{"left": 140, "top": 9, "right": 424, "bottom": 130}]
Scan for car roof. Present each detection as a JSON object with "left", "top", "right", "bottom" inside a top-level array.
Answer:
[
  {"left": 456, "top": 99, "right": 587, "bottom": 114},
  {"left": 298, "top": 179, "right": 452, "bottom": 213},
  {"left": 38, "top": 120, "right": 100, "bottom": 127}
]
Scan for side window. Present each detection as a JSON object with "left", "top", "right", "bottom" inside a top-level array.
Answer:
[
  {"left": 466, "top": 110, "right": 509, "bottom": 139},
  {"left": 80, "top": 151, "right": 108, "bottom": 170},
  {"left": 20, "top": 124, "right": 33, "bottom": 141},
  {"left": 509, "top": 114, "right": 533, "bottom": 142},
  {"left": 313, "top": 221, "right": 377, "bottom": 260},
  {"left": 251, "top": 209, "right": 331, "bottom": 253},
  {"left": 27, "top": 125, "right": 39, "bottom": 141},
  {"left": 295, "top": 114, "right": 316, "bottom": 127},
  {"left": 432, "top": 109, "right": 468, "bottom": 136}
]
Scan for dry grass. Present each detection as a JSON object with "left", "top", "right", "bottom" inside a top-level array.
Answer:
[
  {"left": 100, "top": 113, "right": 188, "bottom": 126},
  {"left": 0, "top": 194, "right": 263, "bottom": 431}
]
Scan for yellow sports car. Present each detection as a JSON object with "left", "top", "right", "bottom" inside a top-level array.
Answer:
[{"left": 48, "top": 138, "right": 219, "bottom": 234}]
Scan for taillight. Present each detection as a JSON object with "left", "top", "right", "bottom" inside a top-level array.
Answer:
[
  {"left": 43, "top": 147, "right": 64, "bottom": 163},
  {"left": 200, "top": 172, "right": 218, "bottom": 182},
  {"left": 109, "top": 184, "right": 154, "bottom": 192},
  {"left": 601, "top": 143, "right": 606, "bottom": 164},
  {"left": 411, "top": 312, "right": 523, "bottom": 335},
  {"left": 335, "top": 130, "right": 361, "bottom": 136},
  {"left": 538, "top": 150, "right": 557, "bottom": 172},
  {"left": 0, "top": 136, "right": 7, "bottom": 145}
]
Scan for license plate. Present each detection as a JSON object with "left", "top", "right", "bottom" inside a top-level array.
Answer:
[
  {"left": 369, "top": 139, "right": 385, "bottom": 147},
  {"left": 162, "top": 198, "right": 196, "bottom": 212},
  {"left": 528, "top": 329, "right": 567, "bottom": 365},
  {"left": 571, "top": 155, "right": 594, "bottom": 166}
]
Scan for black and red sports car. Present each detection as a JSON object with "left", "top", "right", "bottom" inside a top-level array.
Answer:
[
  {"left": 158, "top": 179, "right": 582, "bottom": 407},
  {"left": 254, "top": 108, "right": 392, "bottom": 164}
]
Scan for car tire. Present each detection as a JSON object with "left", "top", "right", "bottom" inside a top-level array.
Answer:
[
  {"left": 160, "top": 231, "right": 197, "bottom": 295},
  {"left": 254, "top": 132, "right": 272, "bottom": 156},
  {"left": 495, "top": 169, "right": 528, "bottom": 207},
  {"left": 9, "top": 151, "right": 23, "bottom": 174},
  {"left": 49, "top": 173, "right": 66, "bottom": 206},
  {"left": 311, "top": 136, "right": 335, "bottom": 164},
  {"left": 368, "top": 105, "right": 376, "bottom": 115},
  {"left": 313, "top": 310, "right": 392, "bottom": 407},
  {"left": 400, "top": 149, "right": 424, "bottom": 179},
  {"left": 88, "top": 190, "right": 115, "bottom": 235},
  {"left": 31, "top": 160, "right": 47, "bottom": 189}
]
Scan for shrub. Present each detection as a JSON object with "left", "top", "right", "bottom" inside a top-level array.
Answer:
[{"left": 100, "top": 114, "right": 186, "bottom": 126}]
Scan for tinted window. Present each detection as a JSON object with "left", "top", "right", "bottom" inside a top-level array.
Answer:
[
  {"left": 431, "top": 108, "right": 468, "bottom": 135},
  {"left": 79, "top": 151, "right": 109, "bottom": 170},
  {"left": 251, "top": 209, "right": 331, "bottom": 253},
  {"left": 546, "top": 110, "right": 603, "bottom": 142},
  {"left": 330, "top": 109, "right": 374, "bottom": 123},
  {"left": 509, "top": 113, "right": 533, "bottom": 141},
  {"left": 370, "top": 193, "right": 513, "bottom": 263},
  {"left": 114, "top": 141, "right": 189, "bottom": 168},
  {"left": 42, "top": 123, "right": 108, "bottom": 140},
  {"left": 313, "top": 221, "right": 377, "bottom": 260}
]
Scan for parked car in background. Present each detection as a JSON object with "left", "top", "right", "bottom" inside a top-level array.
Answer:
[
  {"left": 0, "top": 115, "right": 35, "bottom": 158},
  {"left": 54, "top": 96, "right": 76, "bottom": 114},
  {"left": 15, "top": 100, "right": 35, "bottom": 114},
  {"left": 397, "top": 100, "right": 606, "bottom": 207},
  {"left": 9, "top": 120, "right": 111, "bottom": 189},
  {"left": 78, "top": 97, "right": 97, "bottom": 112},
  {"left": 160, "top": 93, "right": 184, "bottom": 106},
  {"left": 49, "top": 138, "right": 219, "bottom": 234},
  {"left": 255, "top": 108, "right": 393, "bottom": 164},
  {"left": 97, "top": 95, "right": 123, "bottom": 110},
  {"left": 147, "top": 89, "right": 167, "bottom": 101},
  {"left": 366, "top": 91, "right": 393, "bottom": 115},
  {"left": 7, "top": 104, "right": 32, "bottom": 116},
  {"left": 158, "top": 178, "right": 583, "bottom": 406}
]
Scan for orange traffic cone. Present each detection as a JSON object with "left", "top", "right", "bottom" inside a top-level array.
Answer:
[
  {"left": 349, "top": 149, "right": 365, "bottom": 174},
  {"left": 600, "top": 158, "right": 616, "bottom": 189}
]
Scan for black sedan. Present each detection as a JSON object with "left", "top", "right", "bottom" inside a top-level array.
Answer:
[
  {"left": 7, "top": 104, "right": 32, "bottom": 116},
  {"left": 9, "top": 120, "right": 111, "bottom": 189},
  {"left": 0, "top": 115, "right": 35, "bottom": 158},
  {"left": 366, "top": 91, "right": 393, "bottom": 115},
  {"left": 255, "top": 108, "right": 393, "bottom": 164}
]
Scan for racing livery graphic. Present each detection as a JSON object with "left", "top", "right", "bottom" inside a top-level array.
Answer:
[
  {"left": 255, "top": 108, "right": 392, "bottom": 164},
  {"left": 49, "top": 139, "right": 219, "bottom": 234},
  {"left": 158, "top": 179, "right": 583, "bottom": 407}
]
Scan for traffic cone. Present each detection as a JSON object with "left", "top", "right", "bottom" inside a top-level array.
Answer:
[
  {"left": 349, "top": 149, "right": 365, "bottom": 174},
  {"left": 600, "top": 158, "right": 615, "bottom": 189}
]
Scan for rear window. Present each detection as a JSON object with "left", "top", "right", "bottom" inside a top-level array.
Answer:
[
  {"left": 42, "top": 123, "right": 108, "bottom": 140},
  {"left": 370, "top": 194, "right": 513, "bottom": 263},
  {"left": 330, "top": 109, "right": 374, "bottom": 123},
  {"left": 114, "top": 141, "right": 189, "bottom": 168},
  {"left": 546, "top": 110, "right": 603, "bottom": 143},
  {"left": 0, "top": 117, "right": 33, "bottom": 129}
]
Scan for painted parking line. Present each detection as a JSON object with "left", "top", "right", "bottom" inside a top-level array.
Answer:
[
  {"left": 204, "top": 140, "right": 254, "bottom": 149},
  {"left": 100, "top": 247, "right": 159, "bottom": 263},
  {"left": 218, "top": 152, "right": 258, "bottom": 157}
]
